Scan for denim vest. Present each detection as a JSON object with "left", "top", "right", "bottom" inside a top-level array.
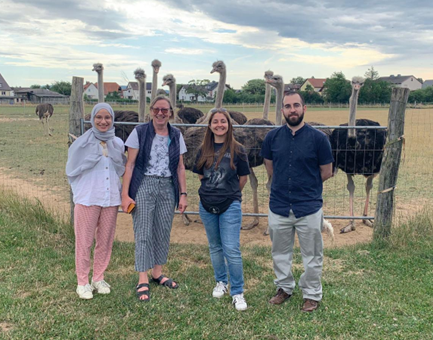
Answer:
[{"left": 129, "top": 121, "right": 181, "bottom": 207}]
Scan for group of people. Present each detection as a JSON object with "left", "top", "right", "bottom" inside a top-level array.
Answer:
[{"left": 66, "top": 91, "right": 333, "bottom": 313}]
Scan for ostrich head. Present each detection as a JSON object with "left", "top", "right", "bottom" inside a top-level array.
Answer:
[
  {"left": 264, "top": 70, "right": 274, "bottom": 81},
  {"left": 351, "top": 76, "right": 365, "bottom": 91},
  {"left": 134, "top": 68, "right": 146, "bottom": 82},
  {"left": 162, "top": 74, "right": 175, "bottom": 87},
  {"left": 92, "top": 63, "right": 104, "bottom": 73},
  {"left": 210, "top": 60, "right": 226, "bottom": 74},
  {"left": 266, "top": 74, "right": 284, "bottom": 89},
  {"left": 151, "top": 59, "right": 162, "bottom": 73}
]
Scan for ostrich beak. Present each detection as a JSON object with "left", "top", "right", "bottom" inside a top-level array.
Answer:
[
  {"left": 162, "top": 81, "right": 167, "bottom": 86},
  {"left": 210, "top": 69, "right": 216, "bottom": 74}
]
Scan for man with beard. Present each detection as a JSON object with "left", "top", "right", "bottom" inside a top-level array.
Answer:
[{"left": 261, "top": 91, "right": 333, "bottom": 312}]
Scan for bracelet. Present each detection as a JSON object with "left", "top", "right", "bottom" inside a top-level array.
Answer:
[{"left": 180, "top": 192, "right": 187, "bottom": 196}]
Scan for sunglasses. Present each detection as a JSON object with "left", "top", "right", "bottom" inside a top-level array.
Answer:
[
  {"left": 210, "top": 107, "right": 228, "bottom": 113},
  {"left": 152, "top": 108, "right": 170, "bottom": 115}
]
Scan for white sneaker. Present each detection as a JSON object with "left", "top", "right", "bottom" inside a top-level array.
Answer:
[
  {"left": 76, "top": 284, "right": 93, "bottom": 299},
  {"left": 91, "top": 279, "right": 111, "bottom": 294},
  {"left": 232, "top": 293, "right": 247, "bottom": 311},
  {"left": 212, "top": 281, "right": 228, "bottom": 298}
]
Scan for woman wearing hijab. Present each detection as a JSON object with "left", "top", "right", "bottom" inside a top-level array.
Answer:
[{"left": 66, "top": 103, "right": 126, "bottom": 300}]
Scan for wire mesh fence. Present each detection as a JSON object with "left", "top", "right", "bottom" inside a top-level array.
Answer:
[{"left": 1, "top": 103, "right": 432, "bottom": 234}]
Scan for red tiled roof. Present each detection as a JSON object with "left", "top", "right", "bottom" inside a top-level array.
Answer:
[
  {"left": 95, "top": 82, "right": 121, "bottom": 95},
  {"left": 306, "top": 78, "right": 326, "bottom": 88},
  {"left": 84, "top": 82, "right": 94, "bottom": 90}
]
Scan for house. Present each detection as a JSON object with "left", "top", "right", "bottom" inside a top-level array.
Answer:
[
  {"left": 122, "top": 82, "right": 152, "bottom": 100},
  {"left": 378, "top": 75, "right": 422, "bottom": 91},
  {"left": 300, "top": 78, "right": 327, "bottom": 94},
  {"left": 0, "top": 73, "right": 15, "bottom": 104},
  {"left": 178, "top": 81, "right": 229, "bottom": 102},
  {"left": 84, "top": 82, "right": 98, "bottom": 99},
  {"left": 14, "top": 88, "right": 68, "bottom": 104},
  {"left": 422, "top": 80, "right": 433, "bottom": 89},
  {"left": 94, "top": 82, "right": 122, "bottom": 98}
]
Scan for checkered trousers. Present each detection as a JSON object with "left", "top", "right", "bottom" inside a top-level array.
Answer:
[{"left": 132, "top": 176, "right": 176, "bottom": 272}]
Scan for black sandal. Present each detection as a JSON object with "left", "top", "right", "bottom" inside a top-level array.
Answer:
[
  {"left": 136, "top": 283, "right": 150, "bottom": 302},
  {"left": 151, "top": 275, "right": 179, "bottom": 289}
]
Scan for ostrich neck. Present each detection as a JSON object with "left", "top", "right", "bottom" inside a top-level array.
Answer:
[
  {"left": 263, "top": 84, "right": 271, "bottom": 120},
  {"left": 138, "top": 80, "right": 146, "bottom": 122},
  {"left": 97, "top": 72, "right": 104, "bottom": 103},
  {"left": 151, "top": 71, "right": 158, "bottom": 101},
  {"left": 169, "top": 82, "right": 176, "bottom": 110},
  {"left": 348, "top": 88, "right": 359, "bottom": 137},
  {"left": 275, "top": 85, "right": 283, "bottom": 125},
  {"left": 215, "top": 71, "right": 226, "bottom": 108}
]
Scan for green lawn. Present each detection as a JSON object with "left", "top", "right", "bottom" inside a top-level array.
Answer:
[{"left": 1, "top": 190, "right": 433, "bottom": 339}]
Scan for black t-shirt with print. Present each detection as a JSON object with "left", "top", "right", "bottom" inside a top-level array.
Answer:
[{"left": 193, "top": 143, "right": 250, "bottom": 203}]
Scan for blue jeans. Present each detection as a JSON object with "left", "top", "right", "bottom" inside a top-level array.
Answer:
[{"left": 199, "top": 200, "right": 244, "bottom": 296}]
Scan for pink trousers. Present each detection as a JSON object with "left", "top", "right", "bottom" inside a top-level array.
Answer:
[{"left": 74, "top": 204, "right": 118, "bottom": 285}]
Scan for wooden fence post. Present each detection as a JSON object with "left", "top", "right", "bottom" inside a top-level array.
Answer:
[
  {"left": 374, "top": 87, "right": 410, "bottom": 240},
  {"left": 68, "top": 76, "right": 84, "bottom": 225}
]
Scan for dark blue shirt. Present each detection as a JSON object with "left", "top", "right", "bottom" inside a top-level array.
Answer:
[{"left": 261, "top": 123, "right": 333, "bottom": 218}]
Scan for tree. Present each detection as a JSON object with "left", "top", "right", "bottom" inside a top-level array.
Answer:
[
  {"left": 50, "top": 81, "right": 72, "bottom": 96},
  {"left": 185, "top": 79, "right": 210, "bottom": 102},
  {"left": 290, "top": 76, "right": 305, "bottom": 85},
  {"left": 358, "top": 78, "right": 392, "bottom": 104},
  {"left": 30, "top": 84, "right": 41, "bottom": 89},
  {"left": 222, "top": 88, "right": 239, "bottom": 104},
  {"left": 322, "top": 72, "right": 352, "bottom": 103},
  {"left": 105, "top": 91, "right": 120, "bottom": 101},
  {"left": 364, "top": 66, "right": 379, "bottom": 80},
  {"left": 242, "top": 79, "right": 266, "bottom": 95}
]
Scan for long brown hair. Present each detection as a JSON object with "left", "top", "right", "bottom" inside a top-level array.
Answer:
[{"left": 197, "top": 109, "right": 243, "bottom": 170}]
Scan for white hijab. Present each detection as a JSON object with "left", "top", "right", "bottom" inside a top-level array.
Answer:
[{"left": 66, "top": 103, "right": 126, "bottom": 181}]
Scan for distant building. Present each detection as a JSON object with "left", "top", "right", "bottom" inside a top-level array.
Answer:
[
  {"left": 178, "top": 81, "right": 229, "bottom": 102},
  {"left": 122, "top": 82, "right": 152, "bottom": 100},
  {"left": 300, "top": 78, "right": 327, "bottom": 94},
  {"left": 0, "top": 73, "right": 15, "bottom": 104},
  {"left": 84, "top": 82, "right": 98, "bottom": 99},
  {"left": 14, "top": 88, "right": 68, "bottom": 104},
  {"left": 422, "top": 80, "right": 433, "bottom": 89},
  {"left": 378, "top": 75, "right": 422, "bottom": 91}
]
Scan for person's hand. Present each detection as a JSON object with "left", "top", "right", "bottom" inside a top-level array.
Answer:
[
  {"left": 178, "top": 195, "right": 188, "bottom": 214},
  {"left": 121, "top": 196, "right": 135, "bottom": 213}
]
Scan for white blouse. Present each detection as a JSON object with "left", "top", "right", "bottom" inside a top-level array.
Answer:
[{"left": 70, "top": 137, "right": 125, "bottom": 207}]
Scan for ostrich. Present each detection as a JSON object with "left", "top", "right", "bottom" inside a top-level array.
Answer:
[
  {"left": 92, "top": 63, "right": 104, "bottom": 103},
  {"left": 209, "top": 60, "right": 247, "bottom": 125},
  {"left": 162, "top": 74, "right": 204, "bottom": 125},
  {"left": 135, "top": 68, "right": 147, "bottom": 122},
  {"left": 263, "top": 70, "right": 274, "bottom": 120},
  {"left": 151, "top": 59, "right": 161, "bottom": 102},
  {"left": 330, "top": 76, "right": 386, "bottom": 233},
  {"left": 36, "top": 103, "right": 54, "bottom": 136}
]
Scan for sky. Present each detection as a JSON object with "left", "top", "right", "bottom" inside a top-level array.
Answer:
[{"left": 1, "top": 0, "right": 433, "bottom": 89}]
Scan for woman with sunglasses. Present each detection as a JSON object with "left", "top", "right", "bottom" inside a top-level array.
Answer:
[
  {"left": 66, "top": 103, "right": 126, "bottom": 299},
  {"left": 193, "top": 108, "right": 250, "bottom": 311},
  {"left": 121, "top": 95, "right": 188, "bottom": 302}
]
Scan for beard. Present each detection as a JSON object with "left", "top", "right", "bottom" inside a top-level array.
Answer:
[{"left": 284, "top": 111, "right": 304, "bottom": 127}]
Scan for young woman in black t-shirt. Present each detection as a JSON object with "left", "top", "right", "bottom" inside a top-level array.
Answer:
[{"left": 193, "top": 108, "right": 250, "bottom": 311}]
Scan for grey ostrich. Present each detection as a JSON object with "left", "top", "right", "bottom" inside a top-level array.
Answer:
[
  {"left": 330, "top": 76, "right": 386, "bottom": 233},
  {"left": 92, "top": 63, "right": 104, "bottom": 103},
  {"left": 135, "top": 68, "right": 147, "bottom": 122},
  {"left": 162, "top": 73, "right": 204, "bottom": 125},
  {"left": 210, "top": 60, "right": 275, "bottom": 232},
  {"left": 36, "top": 103, "right": 54, "bottom": 136},
  {"left": 151, "top": 59, "right": 161, "bottom": 102},
  {"left": 209, "top": 60, "right": 247, "bottom": 124},
  {"left": 263, "top": 70, "right": 274, "bottom": 120}
]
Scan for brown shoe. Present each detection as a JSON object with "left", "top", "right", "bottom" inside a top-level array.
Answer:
[
  {"left": 301, "top": 299, "right": 320, "bottom": 312},
  {"left": 269, "top": 288, "right": 291, "bottom": 305}
]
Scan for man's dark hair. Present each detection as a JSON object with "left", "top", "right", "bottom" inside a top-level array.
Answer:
[{"left": 283, "top": 90, "right": 305, "bottom": 106}]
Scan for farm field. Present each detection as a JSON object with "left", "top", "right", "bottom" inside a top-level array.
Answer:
[{"left": 0, "top": 103, "right": 432, "bottom": 246}]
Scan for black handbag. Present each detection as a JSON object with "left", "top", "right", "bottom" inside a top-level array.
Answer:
[{"left": 200, "top": 196, "right": 234, "bottom": 215}]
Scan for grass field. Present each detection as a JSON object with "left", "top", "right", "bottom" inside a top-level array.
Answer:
[
  {"left": 1, "top": 190, "right": 433, "bottom": 339},
  {"left": 0, "top": 103, "right": 432, "bottom": 223}
]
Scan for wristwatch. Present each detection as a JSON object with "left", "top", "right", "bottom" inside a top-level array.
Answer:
[{"left": 180, "top": 192, "right": 188, "bottom": 196}]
